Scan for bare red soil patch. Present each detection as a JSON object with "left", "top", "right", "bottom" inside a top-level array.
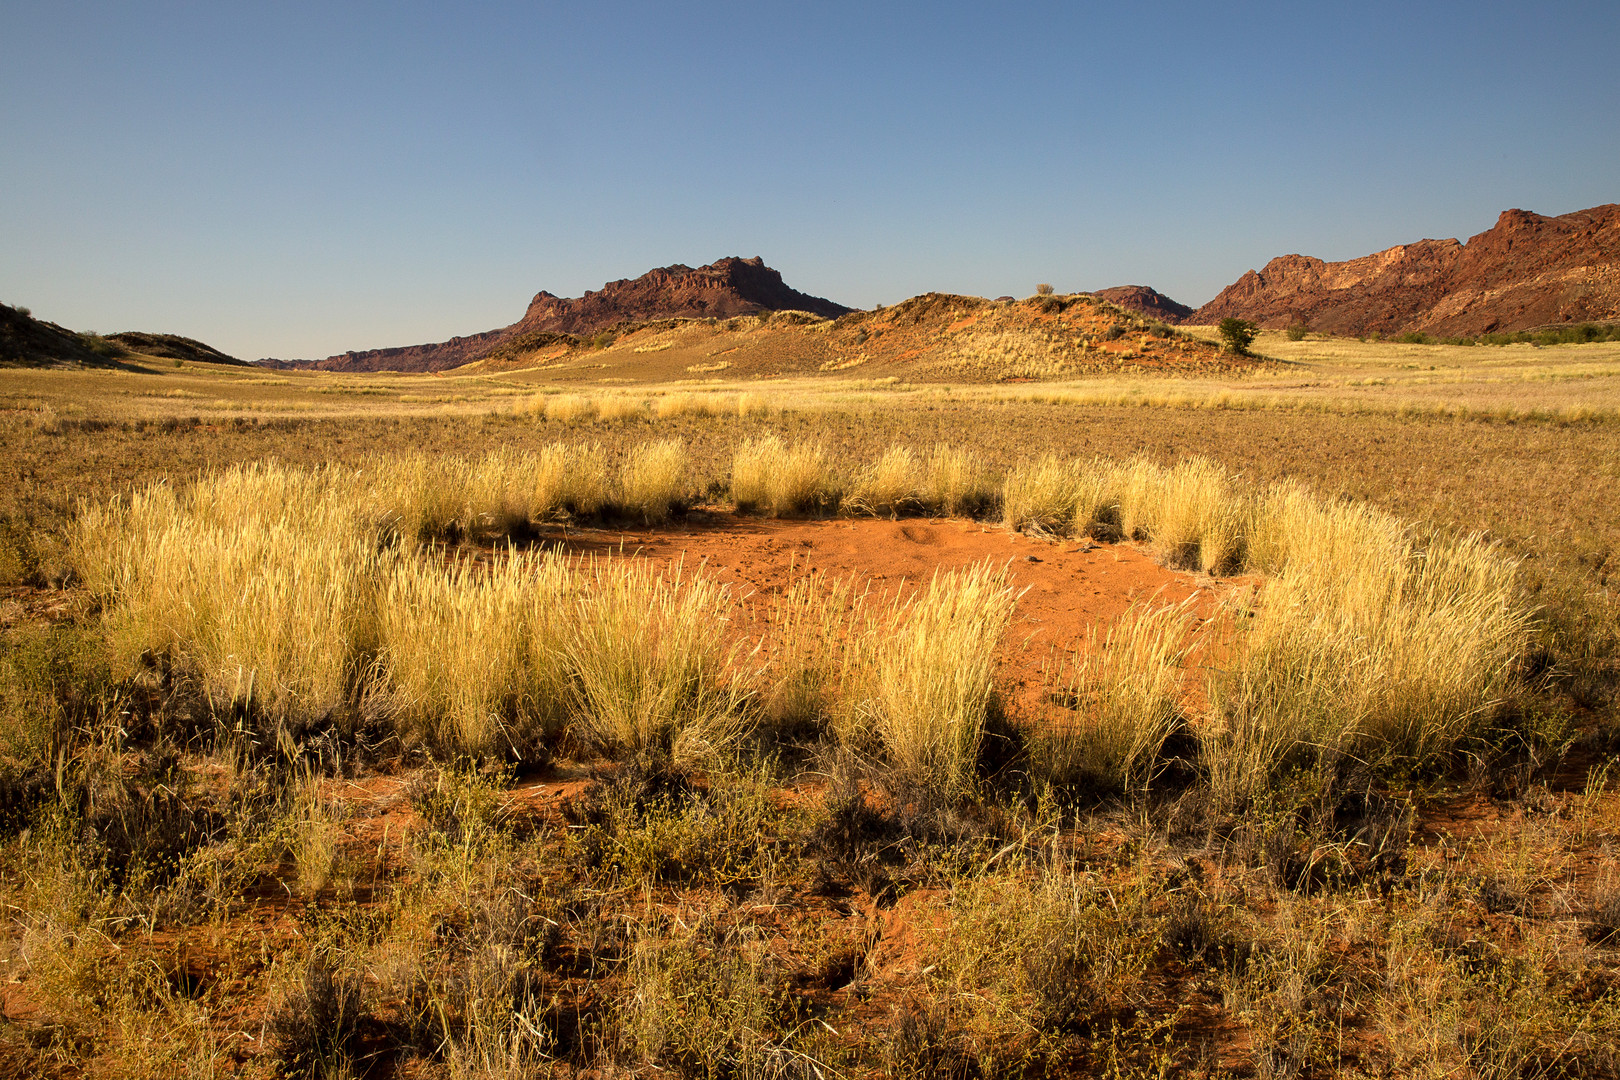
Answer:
[{"left": 548, "top": 512, "right": 1242, "bottom": 710}]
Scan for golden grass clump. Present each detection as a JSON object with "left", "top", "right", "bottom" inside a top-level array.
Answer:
[
  {"left": 594, "top": 395, "right": 646, "bottom": 422},
  {"left": 758, "top": 570, "right": 866, "bottom": 733},
  {"left": 729, "top": 436, "right": 838, "bottom": 517},
  {"left": 565, "top": 559, "right": 750, "bottom": 766},
  {"left": 653, "top": 392, "right": 736, "bottom": 420},
  {"left": 367, "top": 445, "right": 611, "bottom": 541},
  {"left": 616, "top": 438, "right": 688, "bottom": 524},
  {"left": 921, "top": 444, "right": 996, "bottom": 517},
  {"left": 1001, "top": 455, "right": 1084, "bottom": 535},
  {"left": 543, "top": 393, "right": 593, "bottom": 423},
  {"left": 73, "top": 464, "right": 382, "bottom": 726},
  {"left": 377, "top": 548, "right": 574, "bottom": 760},
  {"left": 366, "top": 452, "right": 469, "bottom": 542},
  {"left": 1206, "top": 524, "right": 1529, "bottom": 809},
  {"left": 1038, "top": 597, "right": 1196, "bottom": 792},
  {"left": 864, "top": 561, "right": 1016, "bottom": 798},
  {"left": 1115, "top": 456, "right": 1248, "bottom": 573},
  {"left": 848, "top": 445, "right": 922, "bottom": 517}
]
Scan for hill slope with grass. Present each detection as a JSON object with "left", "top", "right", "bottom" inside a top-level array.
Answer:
[
  {"left": 1194, "top": 202, "right": 1620, "bottom": 336},
  {"left": 461, "top": 291, "right": 1260, "bottom": 382},
  {"left": 2, "top": 304, "right": 243, "bottom": 369},
  {"left": 310, "top": 256, "right": 852, "bottom": 373},
  {"left": 1, "top": 303, "right": 120, "bottom": 368},
  {"left": 103, "top": 331, "right": 243, "bottom": 366}
]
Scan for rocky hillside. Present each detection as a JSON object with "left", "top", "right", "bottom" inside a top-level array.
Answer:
[
  {"left": 1192, "top": 203, "right": 1620, "bottom": 336},
  {"left": 1089, "top": 286, "right": 1194, "bottom": 323},
  {"left": 459, "top": 292, "right": 1261, "bottom": 383},
  {"left": 311, "top": 257, "right": 850, "bottom": 373}
]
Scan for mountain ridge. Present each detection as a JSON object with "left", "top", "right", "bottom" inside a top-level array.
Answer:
[{"left": 1191, "top": 203, "right": 1620, "bottom": 336}]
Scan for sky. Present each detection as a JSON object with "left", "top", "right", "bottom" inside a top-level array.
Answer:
[{"left": 3, "top": 1, "right": 1617, "bottom": 360}]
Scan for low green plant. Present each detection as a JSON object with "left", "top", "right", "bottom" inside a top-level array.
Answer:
[
  {"left": 622, "top": 916, "right": 798, "bottom": 1080},
  {"left": 1218, "top": 317, "right": 1259, "bottom": 356}
]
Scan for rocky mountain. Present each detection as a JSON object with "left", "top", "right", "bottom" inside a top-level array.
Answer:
[
  {"left": 311, "top": 257, "right": 851, "bottom": 373},
  {"left": 1089, "top": 286, "right": 1194, "bottom": 323},
  {"left": 1191, "top": 203, "right": 1620, "bottom": 336}
]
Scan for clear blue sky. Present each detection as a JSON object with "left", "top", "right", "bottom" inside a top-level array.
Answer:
[{"left": 3, "top": 1, "right": 1616, "bottom": 360}]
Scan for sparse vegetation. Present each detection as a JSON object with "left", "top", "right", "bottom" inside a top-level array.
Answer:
[{"left": 2, "top": 364, "right": 1618, "bottom": 1077}]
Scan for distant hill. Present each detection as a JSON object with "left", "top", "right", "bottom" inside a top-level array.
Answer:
[
  {"left": 1, "top": 304, "right": 244, "bottom": 369},
  {"left": 1192, "top": 203, "right": 1620, "bottom": 336},
  {"left": 312, "top": 257, "right": 852, "bottom": 373},
  {"left": 1, "top": 303, "right": 109, "bottom": 367},
  {"left": 454, "top": 291, "right": 1263, "bottom": 383},
  {"left": 105, "top": 332, "right": 243, "bottom": 366},
  {"left": 1089, "top": 286, "right": 1194, "bottom": 323}
]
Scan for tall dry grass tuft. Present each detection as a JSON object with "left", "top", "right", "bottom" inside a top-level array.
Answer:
[
  {"left": 1001, "top": 456, "right": 1083, "bottom": 535},
  {"left": 1206, "top": 526, "right": 1529, "bottom": 809},
  {"left": 362, "top": 452, "right": 467, "bottom": 542},
  {"left": 654, "top": 392, "right": 736, "bottom": 420},
  {"left": 617, "top": 438, "right": 688, "bottom": 524},
  {"left": 1038, "top": 598, "right": 1196, "bottom": 792},
  {"left": 730, "top": 436, "right": 838, "bottom": 517},
  {"left": 1110, "top": 457, "right": 1248, "bottom": 573},
  {"left": 594, "top": 395, "right": 646, "bottom": 422},
  {"left": 758, "top": 570, "right": 866, "bottom": 735},
  {"left": 378, "top": 548, "right": 574, "bottom": 760},
  {"left": 367, "top": 445, "right": 611, "bottom": 541},
  {"left": 921, "top": 444, "right": 996, "bottom": 517},
  {"left": 1000, "top": 455, "right": 1117, "bottom": 537},
  {"left": 543, "top": 394, "right": 593, "bottom": 423},
  {"left": 73, "top": 464, "right": 382, "bottom": 727},
  {"left": 863, "top": 562, "right": 1017, "bottom": 798},
  {"left": 566, "top": 559, "right": 751, "bottom": 766},
  {"left": 848, "top": 446, "right": 921, "bottom": 517}
]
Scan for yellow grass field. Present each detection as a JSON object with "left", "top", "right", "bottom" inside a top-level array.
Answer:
[{"left": 1, "top": 336, "right": 1617, "bottom": 1078}]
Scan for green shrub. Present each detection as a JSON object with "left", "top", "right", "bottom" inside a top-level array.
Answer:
[{"left": 1217, "top": 318, "right": 1259, "bottom": 356}]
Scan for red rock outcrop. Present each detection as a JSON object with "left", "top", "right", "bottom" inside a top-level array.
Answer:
[
  {"left": 1089, "top": 286, "right": 1194, "bottom": 323},
  {"left": 1191, "top": 204, "right": 1620, "bottom": 336},
  {"left": 311, "top": 257, "right": 850, "bottom": 373}
]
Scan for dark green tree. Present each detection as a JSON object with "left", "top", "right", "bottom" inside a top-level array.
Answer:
[{"left": 1217, "top": 317, "right": 1259, "bottom": 356}]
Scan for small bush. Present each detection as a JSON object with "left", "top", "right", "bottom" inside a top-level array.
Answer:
[
  {"left": 266, "top": 955, "right": 365, "bottom": 1077},
  {"left": 1285, "top": 323, "right": 1308, "bottom": 341},
  {"left": 622, "top": 917, "right": 796, "bottom": 1079},
  {"left": 1217, "top": 317, "right": 1259, "bottom": 356}
]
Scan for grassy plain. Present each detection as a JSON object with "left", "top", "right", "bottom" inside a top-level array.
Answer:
[{"left": 1, "top": 334, "right": 1618, "bottom": 1078}]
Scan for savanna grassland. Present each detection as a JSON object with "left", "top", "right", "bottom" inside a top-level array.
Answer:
[{"left": 2, "top": 331, "right": 1619, "bottom": 1079}]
